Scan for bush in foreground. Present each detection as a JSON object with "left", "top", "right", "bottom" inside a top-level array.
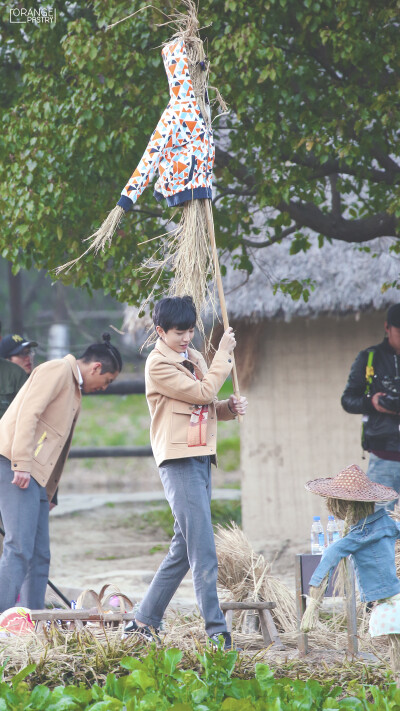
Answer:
[{"left": 1, "top": 643, "right": 399, "bottom": 710}]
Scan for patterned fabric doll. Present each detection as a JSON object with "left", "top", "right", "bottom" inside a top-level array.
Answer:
[
  {"left": 300, "top": 464, "right": 400, "bottom": 678},
  {"left": 118, "top": 39, "right": 214, "bottom": 211}
]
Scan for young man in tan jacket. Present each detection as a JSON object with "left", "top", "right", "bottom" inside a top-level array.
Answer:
[
  {"left": 125, "top": 296, "right": 247, "bottom": 648},
  {"left": 0, "top": 335, "right": 122, "bottom": 613}
]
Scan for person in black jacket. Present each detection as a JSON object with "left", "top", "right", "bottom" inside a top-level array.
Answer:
[{"left": 341, "top": 304, "right": 400, "bottom": 510}]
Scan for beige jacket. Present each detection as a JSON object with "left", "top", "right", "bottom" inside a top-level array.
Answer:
[
  {"left": 145, "top": 339, "right": 236, "bottom": 466},
  {"left": 0, "top": 354, "right": 81, "bottom": 499}
]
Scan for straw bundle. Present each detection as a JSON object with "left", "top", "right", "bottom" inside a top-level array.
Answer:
[
  {"left": 214, "top": 523, "right": 298, "bottom": 633},
  {"left": 56, "top": 206, "right": 125, "bottom": 273},
  {"left": 300, "top": 574, "right": 329, "bottom": 633},
  {"left": 141, "top": 198, "right": 216, "bottom": 341}
]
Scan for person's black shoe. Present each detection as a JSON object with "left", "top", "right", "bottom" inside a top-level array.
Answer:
[
  {"left": 123, "top": 619, "right": 160, "bottom": 643},
  {"left": 208, "top": 631, "right": 241, "bottom": 651}
]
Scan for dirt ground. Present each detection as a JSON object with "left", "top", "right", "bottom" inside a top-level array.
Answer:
[
  {"left": 16, "top": 459, "right": 391, "bottom": 674},
  {"left": 48, "top": 457, "right": 304, "bottom": 609}
]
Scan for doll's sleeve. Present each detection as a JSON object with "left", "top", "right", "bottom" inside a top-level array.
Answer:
[
  {"left": 117, "top": 106, "right": 174, "bottom": 211},
  {"left": 308, "top": 534, "right": 360, "bottom": 587}
]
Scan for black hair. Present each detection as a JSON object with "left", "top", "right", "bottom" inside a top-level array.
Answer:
[
  {"left": 153, "top": 296, "right": 197, "bottom": 332},
  {"left": 79, "top": 333, "right": 123, "bottom": 373}
]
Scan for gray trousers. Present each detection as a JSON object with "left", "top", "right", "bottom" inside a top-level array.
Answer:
[
  {"left": 0, "top": 455, "right": 50, "bottom": 612},
  {"left": 136, "top": 455, "right": 227, "bottom": 636}
]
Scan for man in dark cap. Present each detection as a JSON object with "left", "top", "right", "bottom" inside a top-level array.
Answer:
[
  {"left": 0, "top": 323, "right": 28, "bottom": 419},
  {"left": 0, "top": 334, "right": 38, "bottom": 375},
  {"left": 342, "top": 304, "right": 400, "bottom": 509}
]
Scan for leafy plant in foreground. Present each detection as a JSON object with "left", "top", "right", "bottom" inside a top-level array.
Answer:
[{"left": 3, "top": 645, "right": 400, "bottom": 709}]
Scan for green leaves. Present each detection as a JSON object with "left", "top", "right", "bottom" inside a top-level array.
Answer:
[
  {"left": 3, "top": 653, "right": 400, "bottom": 709},
  {"left": 1, "top": 0, "right": 399, "bottom": 303}
]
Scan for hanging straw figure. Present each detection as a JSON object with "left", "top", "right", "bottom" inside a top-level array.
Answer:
[
  {"left": 56, "top": 1, "right": 227, "bottom": 341},
  {"left": 300, "top": 464, "right": 400, "bottom": 681}
]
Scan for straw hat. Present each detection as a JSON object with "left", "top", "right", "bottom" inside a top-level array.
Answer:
[{"left": 305, "top": 464, "right": 399, "bottom": 502}]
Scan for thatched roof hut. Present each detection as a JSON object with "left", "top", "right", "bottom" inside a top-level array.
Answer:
[
  {"left": 125, "top": 236, "right": 400, "bottom": 547},
  {"left": 221, "top": 235, "right": 399, "bottom": 322},
  {"left": 218, "top": 235, "right": 400, "bottom": 547}
]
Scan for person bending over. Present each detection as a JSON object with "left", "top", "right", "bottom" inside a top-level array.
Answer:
[{"left": 0, "top": 334, "right": 122, "bottom": 612}]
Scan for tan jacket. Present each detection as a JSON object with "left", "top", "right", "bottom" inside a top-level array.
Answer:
[
  {"left": 145, "top": 339, "right": 236, "bottom": 466},
  {"left": 0, "top": 354, "right": 81, "bottom": 499}
]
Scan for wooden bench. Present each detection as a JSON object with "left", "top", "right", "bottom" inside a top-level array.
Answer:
[
  {"left": 220, "top": 601, "right": 285, "bottom": 649},
  {"left": 30, "top": 608, "right": 137, "bottom": 631}
]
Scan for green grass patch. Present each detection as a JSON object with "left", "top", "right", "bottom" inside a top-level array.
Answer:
[
  {"left": 217, "top": 436, "right": 240, "bottom": 472},
  {"left": 73, "top": 394, "right": 151, "bottom": 447},
  {"left": 140, "top": 500, "right": 241, "bottom": 539},
  {"left": 149, "top": 543, "right": 169, "bottom": 555}
]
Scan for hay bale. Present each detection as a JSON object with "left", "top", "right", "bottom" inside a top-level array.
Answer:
[{"left": 214, "top": 523, "right": 297, "bottom": 633}]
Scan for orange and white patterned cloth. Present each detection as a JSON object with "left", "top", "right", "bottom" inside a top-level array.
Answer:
[
  {"left": 369, "top": 593, "right": 400, "bottom": 637},
  {"left": 117, "top": 39, "right": 214, "bottom": 211}
]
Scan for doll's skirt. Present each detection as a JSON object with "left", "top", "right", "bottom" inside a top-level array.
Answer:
[{"left": 369, "top": 593, "right": 400, "bottom": 637}]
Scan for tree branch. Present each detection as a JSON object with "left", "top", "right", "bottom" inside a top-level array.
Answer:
[
  {"left": 243, "top": 225, "right": 297, "bottom": 248},
  {"left": 279, "top": 200, "right": 398, "bottom": 242},
  {"left": 216, "top": 146, "right": 398, "bottom": 242},
  {"left": 289, "top": 153, "right": 397, "bottom": 185}
]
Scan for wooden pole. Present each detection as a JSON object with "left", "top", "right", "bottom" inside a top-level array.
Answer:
[
  {"left": 344, "top": 558, "right": 358, "bottom": 656},
  {"left": 204, "top": 200, "right": 242, "bottom": 416}
]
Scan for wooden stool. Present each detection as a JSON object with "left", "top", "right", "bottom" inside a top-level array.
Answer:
[{"left": 220, "top": 601, "right": 285, "bottom": 649}]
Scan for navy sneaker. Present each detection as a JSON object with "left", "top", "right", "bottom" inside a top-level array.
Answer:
[
  {"left": 124, "top": 619, "right": 160, "bottom": 643},
  {"left": 208, "top": 631, "right": 237, "bottom": 650}
]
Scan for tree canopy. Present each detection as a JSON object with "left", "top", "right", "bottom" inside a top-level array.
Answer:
[{"left": 1, "top": 0, "right": 399, "bottom": 303}]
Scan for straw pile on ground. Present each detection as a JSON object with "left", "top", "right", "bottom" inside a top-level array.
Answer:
[
  {"left": 0, "top": 611, "right": 392, "bottom": 690},
  {"left": 214, "top": 523, "right": 297, "bottom": 634},
  {"left": 213, "top": 523, "right": 391, "bottom": 660}
]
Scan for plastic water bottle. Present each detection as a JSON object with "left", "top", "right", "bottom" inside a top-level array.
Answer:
[
  {"left": 311, "top": 516, "right": 325, "bottom": 554},
  {"left": 326, "top": 516, "right": 340, "bottom": 545}
]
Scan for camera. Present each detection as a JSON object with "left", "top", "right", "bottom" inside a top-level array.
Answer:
[{"left": 378, "top": 375, "right": 400, "bottom": 413}]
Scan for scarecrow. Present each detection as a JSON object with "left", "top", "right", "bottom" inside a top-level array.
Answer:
[
  {"left": 58, "top": 1, "right": 240, "bottom": 397},
  {"left": 300, "top": 464, "right": 400, "bottom": 678}
]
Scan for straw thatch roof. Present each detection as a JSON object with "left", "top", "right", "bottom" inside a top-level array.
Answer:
[
  {"left": 124, "top": 235, "right": 400, "bottom": 335},
  {"left": 221, "top": 235, "right": 400, "bottom": 323}
]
